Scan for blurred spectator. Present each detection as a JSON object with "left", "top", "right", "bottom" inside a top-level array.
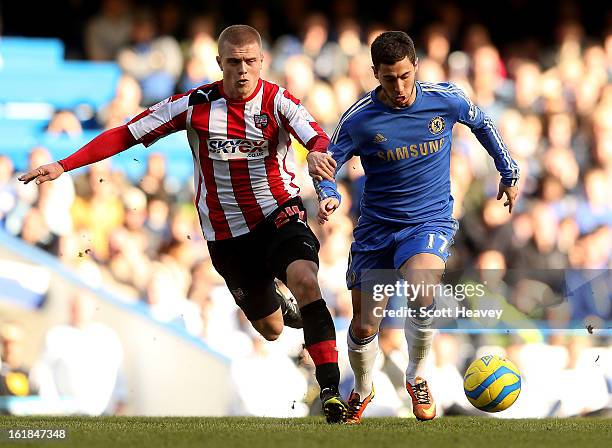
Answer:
[
  {"left": 517, "top": 201, "right": 568, "bottom": 270},
  {"left": 106, "top": 187, "right": 151, "bottom": 291},
  {"left": 98, "top": 75, "right": 144, "bottom": 129},
  {"left": 304, "top": 81, "right": 339, "bottom": 133},
  {"left": 428, "top": 333, "right": 476, "bottom": 415},
  {"left": 0, "top": 156, "right": 16, "bottom": 228},
  {"left": 337, "top": 19, "right": 365, "bottom": 59},
  {"left": 9, "top": 147, "right": 52, "bottom": 215},
  {"left": 300, "top": 13, "right": 329, "bottom": 63},
  {"left": 542, "top": 146, "right": 579, "bottom": 192},
  {"left": 5, "top": 148, "right": 75, "bottom": 241},
  {"left": 140, "top": 152, "right": 170, "bottom": 201},
  {"left": 418, "top": 58, "right": 446, "bottom": 83},
  {"left": 512, "top": 60, "right": 544, "bottom": 113},
  {"left": 178, "top": 16, "right": 221, "bottom": 92},
  {"left": 463, "top": 24, "right": 492, "bottom": 55},
  {"left": 157, "top": 2, "right": 182, "bottom": 38},
  {"left": 71, "top": 161, "right": 124, "bottom": 261},
  {"left": 37, "top": 175, "right": 76, "bottom": 239},
  {"left": 422, "top": 24, "right": 451, "bottom": 67},
  {"left": 575, "top": 168, "right": 612, "bottom": 234},
  {"left": 143, "top": 196, "right": 170, "bottom": 257},
  {"left": 143, "top": 262, "right": 202, "bottom": 335},
  {"left": 460, "top": 198, "right": 515, "bottom": 257},
  {"left": 0, "top": 323, "right": 37, "bottom": 398},
  {"left": 35, "top": 295, "right": 126, "bottom": 415},
  {"left": 566, "top": 243, "right": 611, "bottom": 326},
  {"left": 117, "top": 10, "right": 183, "bottom": 105},
  {"left": 332, "top": 76, "right": 360, "bottom": 114},
  {"left": 247, "top": 8, "right": 272, "bottom": 48},
  {"left": 230, "top": 335, "right": 308, "bottom": 417},
  {"left": 557, "top": 336, "right": 609, "bottom": 416},
  {"left": 472, "top": 45, "right": 510, "bottom": 120},
  {"left": 282, "top": 54, "right": 315, "bottom": 103},
  {"left": 273, "top": 13, "right": 343, "bottom": 83},
  {"left": 387, "top": 1, "right": 413, "bottom": 31},
  {"left": 46, "top": 110, "right": 83, "bottom": 137},
  {"left": 84, "top": 0, "right": 132, "bottom": 61},
  {"left": 18, "top": 206, "right": 58, "bottom": 253}
]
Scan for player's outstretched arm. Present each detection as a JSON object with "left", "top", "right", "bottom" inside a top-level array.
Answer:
[
  {"left": 18, "top": 125, "right": 137, "bottom": 186},
  {"left": 453, "top": 84, "right": 520, "bottom": 204},
  {"left": 497, "top": 181, "right": 519, "bottom": 214}
]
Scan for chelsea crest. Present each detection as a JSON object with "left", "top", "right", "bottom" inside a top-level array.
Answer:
[{"left": 428, "top": 116, "right": 445, "bottom": 134}]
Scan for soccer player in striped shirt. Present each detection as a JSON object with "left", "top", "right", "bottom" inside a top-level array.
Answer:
[
  {"left": 19, "top": 25, "right": 348, "bottom": 423},
  {"left": 311, "top": 31, "right": 520, "bottom": 423}
]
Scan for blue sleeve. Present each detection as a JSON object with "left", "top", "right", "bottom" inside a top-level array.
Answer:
[
  {"left": 313, "top": 119, "right": 356, "bottom": 204},
  {"left": 453, "top": 86, "right": 520, "bottom": 186}
]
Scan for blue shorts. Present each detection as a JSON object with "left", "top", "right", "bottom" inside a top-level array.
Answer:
[{"left": 346, "top": 218, "right": 459, "bottom": 290}]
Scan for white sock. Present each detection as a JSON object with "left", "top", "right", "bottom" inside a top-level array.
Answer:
[
  {"left": 347, "top": 326, "right": 378, "bottom": 398},
  {"left": 404, "top": 303, "right": 435, "bottom": 385}
]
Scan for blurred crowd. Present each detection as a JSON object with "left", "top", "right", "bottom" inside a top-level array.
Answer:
[{"left": 1, "top": 0, "right": 611, "bottom": 417}]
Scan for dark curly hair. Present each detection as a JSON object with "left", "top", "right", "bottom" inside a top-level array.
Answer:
[{"left": 371, "top": 31, "right": 417, "bottom": 67}]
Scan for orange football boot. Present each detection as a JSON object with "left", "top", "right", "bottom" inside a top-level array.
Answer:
[
  {"left": 406, "top": 376, "right": 436, "bottom": 421},
  {"left": 344, "top": 386, "right": 375, "bottom": 424}
]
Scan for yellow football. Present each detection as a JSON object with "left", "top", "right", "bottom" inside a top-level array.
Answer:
[{"left": 463, "top": 355, "right": 521, "bottom": 412}]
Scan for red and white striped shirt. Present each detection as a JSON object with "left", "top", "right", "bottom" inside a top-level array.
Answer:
[{"left": 127, "top": 79, "right": 329, "bottom": 241}]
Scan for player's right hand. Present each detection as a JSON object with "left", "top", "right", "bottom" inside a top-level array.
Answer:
[
  {"left": 307, "top": 151, "right": 337, "bottom": 182},
  {"left": 18, "top": 162, "right": 64, "bottom": 185},
  {"left": 318, "top": 197, "right": 339, "bottom": 225}
]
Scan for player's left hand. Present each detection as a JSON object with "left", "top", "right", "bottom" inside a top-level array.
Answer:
[
  {"left": 497, "top": 181, "right": 519, "bottom": 213},
  {"left": 318, "top": 198, "right": 339, "bottom": 225},
  {"left": 307, "top": 151, "right": 336, "bottom": 182}
]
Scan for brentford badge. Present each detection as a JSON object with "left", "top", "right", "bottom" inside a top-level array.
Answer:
[{"left": 254, "top": 113, "right": 269, "bottom": 129}]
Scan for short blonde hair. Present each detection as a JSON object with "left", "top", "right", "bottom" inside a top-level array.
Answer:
[{"left": 218, "top": 25, "right": 262, "bottom": 53}]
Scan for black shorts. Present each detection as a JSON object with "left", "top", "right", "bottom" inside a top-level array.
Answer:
[{"left": 207, "top": 197, "right": 320, "bottom": 321}]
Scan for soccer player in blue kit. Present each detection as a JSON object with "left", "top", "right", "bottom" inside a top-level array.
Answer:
[{"left": 308, "top": 31, "right": 520, "bottom": 423}]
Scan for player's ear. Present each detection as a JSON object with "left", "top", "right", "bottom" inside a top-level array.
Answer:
[
  {"left": 372, "top": 65, "right": 379, "bottom": 80},
  {"left": 216, "top": 55, "right": 223, "bottom": 71},
  {"left": 414, "top": 57, "right": 419, "bottom": 72}
]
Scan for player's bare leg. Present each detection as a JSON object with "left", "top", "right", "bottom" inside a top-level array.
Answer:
[
  {"left": 285, "top": 260, "right": 321, "bottom": 308},
  {"left": 344, "top": 288, "right": 388, "bottom": 424},
  {"left": 285, "top": 260, "right": 347, "bottom": 423},
  {"left": 399, "top": 253, "right": 444, "bottom": 421},
  {"left": 250, "top": 308, "right": 284, "bottom": 341}
]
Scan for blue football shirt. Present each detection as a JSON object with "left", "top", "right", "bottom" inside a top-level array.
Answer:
[{"left": 317, "top": 81, "right": 520, "bottom": 227}]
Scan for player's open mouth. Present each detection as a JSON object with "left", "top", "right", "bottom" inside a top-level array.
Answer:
[{"left": 238, "top": 79, "right": 248, "bottom": 85}]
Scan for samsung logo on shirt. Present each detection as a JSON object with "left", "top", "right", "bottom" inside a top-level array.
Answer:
[
  {"left": 377, "top": 138, "right": 445, "bottom": 162},
  {"left": 207, "top": 139, "right": 269, "bottom": 160}
]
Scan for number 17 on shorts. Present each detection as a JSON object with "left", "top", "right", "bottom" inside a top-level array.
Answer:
[
  {"left": 396, "top": 227, "right": 455, "bottom": 264},
  {"left": 426, "top": 232, "right": 450, "bottom": 255}
]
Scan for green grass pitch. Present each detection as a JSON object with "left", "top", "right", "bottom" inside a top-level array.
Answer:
[{"left": 0, "top": 416, "right": 610, "bottom": 448}]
